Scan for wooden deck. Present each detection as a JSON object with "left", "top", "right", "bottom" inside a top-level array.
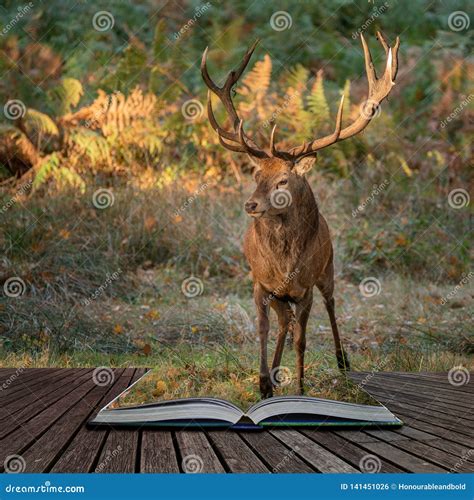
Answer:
[{"left": 0, "top": 368, "right": 472, "bottom": 473}]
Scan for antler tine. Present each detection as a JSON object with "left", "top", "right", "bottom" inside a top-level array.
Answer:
[
  {"left": 238, "top": 120, "right": 268, "bottom": 159},
  {"left": 201, "top": 42, "right": 268, "bottom": 157},
  {"left": 287, "top": 33, "right": 400, "bottom": 159},
  {"left": 270, "top": 124, "right": 294, "bottom": 161}
]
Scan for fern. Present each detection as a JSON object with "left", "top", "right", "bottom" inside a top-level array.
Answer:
[
  {"left": 25, "top": 109, "right": 59, "bottom": 136},
  {"left": 50, "top": 78, "right": 84, "bottom": 116},
  {"left": 33, "top": 153, "right": 60, "bottom": 189},
  {"left": 238, "top": 54, "right": 272, "bottom": 119},
  {"left": 341, "top": 79, "right": 351, "bottom": 119},
  {"left": 307, "top": 70, "right": 330, "bottom": 133},
  {"left": 68, "top": 130, "right": 110, "bottom": 166}
]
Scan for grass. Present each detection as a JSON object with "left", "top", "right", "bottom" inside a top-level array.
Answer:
[{"left": 0, "top": 169, "right": 472, "bottom": 376}]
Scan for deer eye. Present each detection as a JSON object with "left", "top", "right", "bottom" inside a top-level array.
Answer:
[{"left": 277, "top": 179, "right": 288, "bottom": 188}]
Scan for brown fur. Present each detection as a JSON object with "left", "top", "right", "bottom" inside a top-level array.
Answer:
[{"left": 243, "top": 157, "right": 348, "bottom": 397}]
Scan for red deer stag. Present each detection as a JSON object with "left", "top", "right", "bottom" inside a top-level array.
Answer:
[{"left": 201, "top": 32, "right": 400, "bottom": 397}]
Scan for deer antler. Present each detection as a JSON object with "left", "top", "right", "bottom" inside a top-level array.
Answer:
[
  {"left": 201, "top": 40, "right": 269, "bottom": 159},
  {"left": 202, "top": 31, "right": 400, "bottom": 162}
]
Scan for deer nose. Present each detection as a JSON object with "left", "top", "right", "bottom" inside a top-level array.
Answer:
[{"left": 245, "top": 201, "right": 258, "bottom": 213}]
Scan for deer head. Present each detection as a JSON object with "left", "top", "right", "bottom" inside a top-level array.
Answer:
[{"left": 201, "top": 33, "right": 400, "bottom": 218}]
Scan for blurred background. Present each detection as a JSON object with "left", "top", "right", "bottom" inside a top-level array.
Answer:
[{"left": 0, "top": 1, "right": 472, "bottom": 377}]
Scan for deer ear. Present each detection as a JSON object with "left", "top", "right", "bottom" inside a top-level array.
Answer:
[
  {"left": 293, "top": 156, "right": 316, "bottom": 176},
  {"left": 247, "top": 154, "right": 262, "bottom": 176}
]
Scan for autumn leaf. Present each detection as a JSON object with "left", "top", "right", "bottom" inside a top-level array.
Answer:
[
  {"left": 395, "top": 234, "right": 408, "bottom": 247},
  {"left": 145, "top": 309, "right": 160, "bottom": 320},
  {"left": 59, "top": 229, "right": 71, "bottom": 239},
  {"left": 143, "top": 343, "right": 152, "bottom": 356},
  {"left": 113, "top": 324, "right": 123, "bottom": 335}
]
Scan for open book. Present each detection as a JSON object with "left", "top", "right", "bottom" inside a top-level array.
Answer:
[{"left": 89, "top": 369, "right": 402, "bottom": 429}]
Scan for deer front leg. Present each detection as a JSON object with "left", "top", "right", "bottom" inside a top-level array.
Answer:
[
  {"left": 254, "top": 283, "right": 272, "bottom": 398},
  {"left": 270, "top": 299, "right": 293, "bottom": 378},
  {"left": 294, "top": 290, "right": 313, "bottom": 395}
]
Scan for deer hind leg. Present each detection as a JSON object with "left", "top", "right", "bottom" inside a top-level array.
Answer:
[
  {"left": 254, "top": 283, "right": 273, "bottom": 398},
  {"left": 269, "top": 299, "right": 293, "bottom": 380},
  {"left": 293, "top": 290, "right": 313, "bottom": 395},
  {"left": 317, "top": 264, "right": 351, "bottom": 372}
]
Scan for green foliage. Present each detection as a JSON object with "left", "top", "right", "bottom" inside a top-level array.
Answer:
[
  {"left": 25, "top": 109, "right": 59, "bottom": 137},
  {"left": 50, "top": 78, "right": 84, "bottom": 116}
]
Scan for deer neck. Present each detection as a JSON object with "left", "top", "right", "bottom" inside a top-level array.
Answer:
[{"left": 253, "top": 180, "right": 319, "bottom": 261}]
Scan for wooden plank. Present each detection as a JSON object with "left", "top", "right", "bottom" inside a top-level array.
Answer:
[
  {"left": 207, "top": 431, "right": 268, "bottom": 473},
  {"left": 175, "top": 431, "right": 225, "bottom": 473},
  {"left": 337, "top": 432, "right": 446, "bottom": 472},
  {"left": 270, "top": 429, "right": 358, "bottom": 473},
  {"left": 140, "top": 431, "right": 179, "bottom": 473},
  {"left": 0, "top": 369, "right": 88, "bottom": 422},
  {"left": 51, "top": 368, "right": 140, "bottom": 473},
  {"left": 0, "top": 369, "right": 91, "bottom": 439},
  {"left": 0, "top": 369, "right": 64, "bottom": 403},
  {"left": 22, "top": 369, "right": 126, "bottom": 472},
  {"left": 372, "top": 372, "right": 474, "bottom": 394},
  {"left": 381, "top": 437, "right": 474, "bottom": 472},
  {"left": 362, "top": 385, "right": 474, "bottom": 422},
  {"left": 301, "top": 430, "right": 405, "bottom": 472},
  {"left": 0, "top": 369, "right": 96, "bottom": 469},
  {"left": 352, "top": 374, "right": 474, "bottom": 411},
  {"left": 95, "top": 429, "right": 138, "bottom": 473},
  {"left": 240, "top": 431, "right": 314, "bottom": 473}
]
